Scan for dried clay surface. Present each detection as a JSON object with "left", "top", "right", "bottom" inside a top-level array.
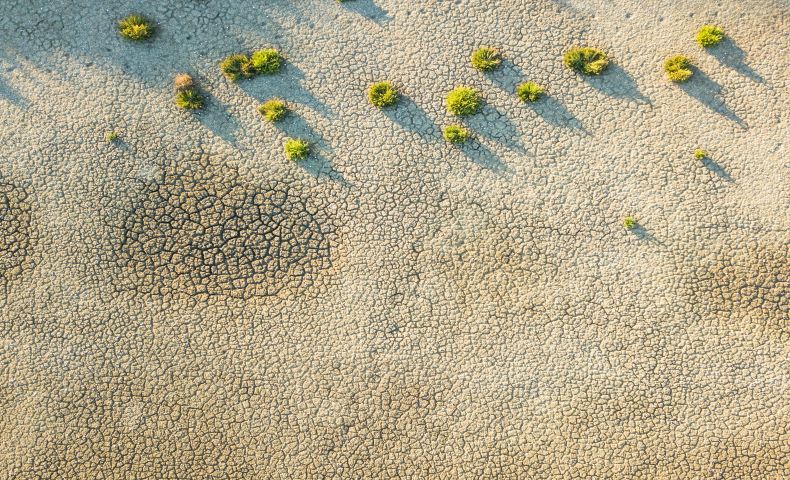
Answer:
[{"left": 0, "top": 0, "right": 788, "bottom": 478}]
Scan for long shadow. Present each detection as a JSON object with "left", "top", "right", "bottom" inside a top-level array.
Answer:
[
  {"left": 277, "top": 113, "right": 348, "bottom": 185},
  {"left": 462, "top": 103, "right": 526, "bottom": 153},
  {"left": 680, "top": 68, "right": 746, "bottom": 128},
  {"left": 383, "top": 94, "right": 441, "bottom": 139},
  {"left": 458, "top": 140, "right": 507, "bottom": 172},
  {"left": 583, "top": 63, "right": 650, "bottom": 104},
  {"left": 238, "top": 61, "right": 331, "bottom": 118},
  {"left": 0, "top": 74, "right": 27, "bottom": 108},
  {"left": 709, "top": 38, "right": 764, "bottom": 83},
  {"left": 193, "top": 89, "right": 242, "bottom": 146},
  {"left": 530, "top": 96, "right": 587, "bottom": 132},
  {"left": 487, "top": 58, "right": 524, "bottom": 93},
  {"left": 340, "top": 0, "right": 392, "bottom": 23},
  {"left": 701, "top": 157, "right": 734, "bottom": 182}
]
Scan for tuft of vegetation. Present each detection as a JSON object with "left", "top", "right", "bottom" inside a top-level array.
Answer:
[
  {"left": 368, "top": 81, "right": 399, "bottom": 108},
  {"left": 173, "top": 73, "right": 194, "bottom": 92},
  {"left": 104, "top": 131, "right": 119, "bottom": 142},
  {"left": 446, "top": 86, "right": 481, "bottom": 116},
  {"left": 258, "top": 99, "right": 287, "bottom": 122},
  {"left": 175, "top": 88, "right": 204, "bottom": 110},
  {"left": 220, "top": 54, "right": 254, "bottom": 82},
  {"left": 470, "top": 47, "right": 502, "bottom": 71},
  {"left": 563, "top": 47, "right": 609, "bottom": 75},
  {"left": 516, "top": 82, "right": 545, "bottom": 102},
  {"left": 696, "top": 25, "right": 725, "bottom": 48},
  {"left": 664, "top": 55, "right": 694, "bottom": 82},
  {"left": 443, "top": 125, "right": 471, "bottom": 144},
  {"left": 251, "top": 48, "right": 283, "bottom": 75},
  {"left": 694, "top": 149, "right": 707, "bottom": 160},
  {"left": 623, "top": 216, "right": 637, "bottom": 230},
  {"left": 118, "top": 15, "right": 153, "bottom": 41},
  {"left": 284, "top": 138, "right": 310, "bottom": 160}
]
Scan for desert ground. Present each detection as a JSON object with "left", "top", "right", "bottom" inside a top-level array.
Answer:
[{"left": 0, "top": 0, "right": 788, "bottom": 478}]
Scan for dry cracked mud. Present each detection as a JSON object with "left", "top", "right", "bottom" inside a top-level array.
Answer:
[{"left": 0, "top": 0, "right": 788, "bottom": 478}]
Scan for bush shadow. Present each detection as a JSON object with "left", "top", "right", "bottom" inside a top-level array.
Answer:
[
  {"left": 487, "top": 58, "right": 524, "bottom": 93},
  {"left": 457, "top": 140, "right": 507, "bottom": 172},
  {"left": 709, "top": 39, "right": 764, "bottom": 83},
  {"left": 277, "top": 113, "right": 348, "bottom": 185},
  {"left": 530, "top": 96, "right": 587, "bottom": 132},
  {"left": 701, "top": 157, "right": 734, "bottom": 182},
  {"left": 0, "top": 74, "right": 28, "bottom": 108},
  {"left": 680, "top": 68, "right": 746, "bottom": 128},
  {"left": 193, "top": 89, "right": 243, "bottom": 145},
  {"left": 340, "top": 0, "right": 392, "bottom": 23},
  {"left": 382, "top": 94, "right": 441, "bottom": 139},
  {"left": 583, "top": 63, "right": 650, "bottom": 104},
  {"left": 238, "top": 61, "right": 331, "bottom": 118},
  {"left": 462, "top": 103, "right": 526, "bottom": 153}
]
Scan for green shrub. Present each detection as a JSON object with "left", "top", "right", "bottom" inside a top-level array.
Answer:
[
  {"left": 696, "top": 25, "right": 725, "bottom": 48},
  {"left": 470, "top": 47, "right": 502, "bottom": 71},
  {"left": 664, "top": 55, "right": 693, "bottom": 82},
  {"left": 563, "top": 47, "right": 609, "bottom": 75},
  {"left": 443, "top": 125, "right": 471, "bottom": 144},
  {"left": 175, "top": 88, "right": 204, "bottom": 110},
  {"left": 623, "top": 216, "right": 637, "bottom": 230},
  {"left": 118, "top": 15, "right": 153, "bottom": 41},
  {"left": 258, "top": 99, "right": 287, "bottom": 122},
  {"left": 516, "top": 82, "right": 545, "bottom": 102},
  {"left": 446, "top": 86, "right": 481, "bottom": 116},
  {"left": 368, "top": 81, "right": 398, "bottom": 108},
  {"left": 284, "top": 138, "right": 310, "bottom": 160},
  {"left": 220, "top": 54, "right": 254, "bottom": 81},
  {"left": 104, "top": 131, "right": 119, "bottom": 142},
  {"left": 251, "top": 48, "right": 283, "bottom": 74},
  {"left": 694, "top": 149, "right": 707, "bottom": 160}
]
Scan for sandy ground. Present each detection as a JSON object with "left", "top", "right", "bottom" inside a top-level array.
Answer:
[{"left": 0, "top": 0, "right": 788, "bottom": 478}]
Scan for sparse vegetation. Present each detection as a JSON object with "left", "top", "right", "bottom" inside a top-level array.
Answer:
[
  {"left": 516, "top": 82, "right": 545, "bottom": 102},
  {"left": 623, "top": 216, "right": 637, "bottom": 230},
  {"left": 664, "top": 55, "right": 694, "bottom": 82},
  {"left": 118, "top": 15, "right": 153, "bottom": 41},
  {"left": 175, "top": 88, "right": 204, "bottom": 110},
  {"left": 694, "top": 149, "right": 707, "bottom": 160},
  {"left": 443, "top": 125, "right": 471, "bottom": 144},
  {"left": 284, "top": 138, "right": 310, "bottom": 160},
  {"left": 251, "top": 48, "right": 283, "bottom": 75},
  {"left": 104, "top": 131, "right": 119, "bottom": 142},
  {"left": 220, "top": 54, "right": 254, "bottom": 81},
  {"left": 471, "top": 47, "right": 502, "bottom": 71},
  {"left": 563, "top": 47, "right": 609, "bottom": 75},
  {"left": 258, "top": 99, "right": 287, "bottom": 122},
  {"left": 368, "top": 81, "right": 399, "bottom": 108},
  {"left": 446, "top": 86, "right": 481, "bottom": 116},
  {"left": 173, "top": 73, "right": 194, "bottom": 92},
  {"left": 696, "top": 25, "right": 725, "bottom": 48}
]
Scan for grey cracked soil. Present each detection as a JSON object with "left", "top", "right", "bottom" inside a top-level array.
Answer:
[{"left": 0, "top": 0, "right": 788, "bottom": 478}]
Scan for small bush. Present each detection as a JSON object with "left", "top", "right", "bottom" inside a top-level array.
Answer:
[
  {"left": 470, "top": 47, "right": 502, "bottom": 71},
  {"left": 563, "top": 47, "right": 609, "bottom": 75},
  {"left": 694, "top": 149, "right": 707, "bottom": 160},
  {"left": 173, "top": 73, "right": 194, "bottom": 92},
  {"left": 258, "top": 99, "right": 287, "bottom": 122},
  {"left": 516, "top": 82, "right": 545, "bottom": 102},
  {"left": 251, "top": 48, "right": 283, "bottom": 75},
  {"left": 443, "top": 125, "right": 471, "bottom": 144},
  {"left": 664, "top": 55, "right": 693, "bottom": 82},
  {"left": 446, "top": 86, "right": 481, "bottom": 116},
  {"left": 118, "top": 15, "right": 153, "bottom": 41},
  {"left": 220, "top": 54, "right": 254, "bottom": 81},
  {"left": 696, "top": 25, "right": 725, "bottom": 48},
  {"left": 368, "top": 81, "right": 398, "bottom": 108},
  {"left": 284, "top": 138, "right": 310, "bottom": 160},
  {"left": 104, "top": 131, "right": 119, "bottom": 142},
  {"left": 623, "top": 216, "right": 637, "bottom": 230},
  {"left": 175, "top": 88, "right": 204, "bottom": 110}
]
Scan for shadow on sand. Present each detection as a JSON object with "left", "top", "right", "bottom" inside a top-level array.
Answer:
[
  {"left": 680, "top": 68, "right": 746, "bottom": 128},
  {"left": 457, "top": 140, "right": 507, "bottom": 172},
  {"left": 278, "top": 113, "right": 348, "bottom": 185},
  {"left": 239, "top": 61, "right": 331, "bottom": 118},
  {"left": 701, "top": 157, "right": 734, "bottom": 182},
  {"left": 0, "top": 74, "right": 28, "bottom": 108},
  {"left": 487, "top": 58, "right": 525, "bottom": 93},
  {"left": 583, "top": 63, "right": 650, "bottom": 104},
  {"left": 340, "top": 0, "right": 392, "bottom": 23},
  {"left": 709, "top": 39, "right": 764, "bottom": 83},
  {"left": 530, "top": 96, "right": 587, "bottom": 132},
  {"left": 462, "top": 103, "right": 526, "bottom": 153},
  {"left": 383, "top": 94, "right": 441, "bottom": 139},
  {"left": 193, "top": 89, "right": 243, "bottom": 146}
]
